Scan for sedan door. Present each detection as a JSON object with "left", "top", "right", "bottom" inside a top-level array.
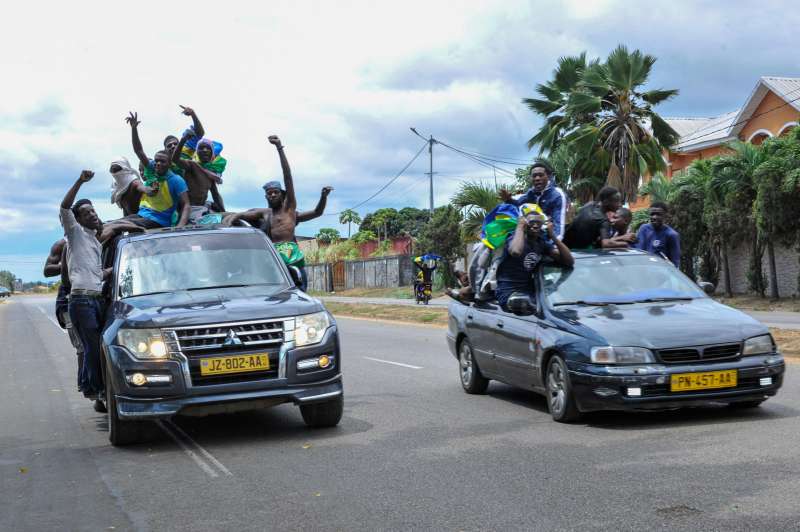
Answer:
[
  {"left": 464, "top": 305, "right": 499, "bottom": 377},
  {"left": 491, "top": 312, "right": 541, "bottom": 391}
]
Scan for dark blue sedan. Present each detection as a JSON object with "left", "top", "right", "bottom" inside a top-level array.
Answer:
[{"left": 447, "top": 249, "right": 785, "bottom": 422}]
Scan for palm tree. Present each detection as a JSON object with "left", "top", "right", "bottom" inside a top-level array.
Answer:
[
  {"left": 338, "top": 209, "right": 361, "bottom": 238},
  {"left": 526, "top": 46, "right": 680, "bottom": 202},
  {"left": 564, "top": 46, "right": 680, "bottom": 201},
  {"left": 523, "top": 53, "right": 588, "bottom": 153},
  {"left": 451, "top": 181, "right": 502, "bottom": 240}
]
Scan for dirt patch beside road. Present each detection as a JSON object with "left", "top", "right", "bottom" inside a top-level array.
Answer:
[
  {"left": 772, "top": 328, "right": 800, "bottom": 358},
  {"left": 716, "top": 296, "right": 800, "bottom": 313}
]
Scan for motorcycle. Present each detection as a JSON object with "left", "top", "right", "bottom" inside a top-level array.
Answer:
[{"left": 413, "top": 254, "right": 440, "bottom": 305}]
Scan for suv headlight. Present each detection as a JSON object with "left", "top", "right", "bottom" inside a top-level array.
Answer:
[
  {"left": 117, "top": 328, "right": 169, "bottom": 359},
  {"left": 743, "top": 334, "right": 774, "bottom": 356},
  {"left": 295, "top": 311, "right": 331, "bottom": 347},
  {"left": 591, "top": 346, "right": 655, "bottom": 364}
]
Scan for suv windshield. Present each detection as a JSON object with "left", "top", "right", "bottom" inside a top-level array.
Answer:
[
  {"left": 117, "top": 232, "right": 288, "bottom": 299},
  {"left": 543, "top": 254, "right": 706, "bottom": 306}
]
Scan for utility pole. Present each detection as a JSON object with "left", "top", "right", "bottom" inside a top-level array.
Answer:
[
  {"left": 428, "top": 135, "right": 434, "bottom": 217},
  {"left": 411, "top": 128, "right": 436, "bottom": 217}
]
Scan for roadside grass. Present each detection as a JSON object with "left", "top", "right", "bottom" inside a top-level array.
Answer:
[
  {"left": 716, "top": 295, "right": 800, "bottom": 313},
  {"left": 772, "top": 328, "right": 800, "bottom": 358},
  {"left": 324, "top": 302, "right": 448, "bottom": 327},
  {"left": 310, "top": 286, "right": 415, "bottom": 299}
]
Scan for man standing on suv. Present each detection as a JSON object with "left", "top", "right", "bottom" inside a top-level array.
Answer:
[
  {"left": 60, "top": 170, "right": 111, "bottom": 406},
  {"left": 501, "top": 161, "right": 568, "bottom": 239}
]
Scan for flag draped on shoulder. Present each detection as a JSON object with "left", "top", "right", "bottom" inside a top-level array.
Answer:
[{"left": 480, "top": 204, "right": 520, "bottom": 249}]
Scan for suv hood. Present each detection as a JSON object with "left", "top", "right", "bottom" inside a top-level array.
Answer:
[
  {"left": 552, "top": 298, "right": 767, "bottom": 349},
  {"left": 110, "top": 285, "right": 324, "bottom": 328}
]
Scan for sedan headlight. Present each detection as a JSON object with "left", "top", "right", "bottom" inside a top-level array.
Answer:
[
  {"left": 117, "top": 328, "right": 169, "bottom": 359},
  {"left": 743, "top": 334, "right": 775, "bottom": 356},
  {"left": 295, "top": 311, "right": 331, "bottom": 347},
  {"left": 591, "top": 346, "right": 655, "bottom": 364}
]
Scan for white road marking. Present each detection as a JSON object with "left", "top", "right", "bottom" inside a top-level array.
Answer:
[
  {"left": 155, "top": 420, "right": 220, "bottom": 478},
  {"left": 164, "top": 419, "right": 233, "bottom": 477},
  {"left": 363, "top": 356, "right": 423, "bottom": 370},
  {"left": 37, "top": 306, "right": 67, "bottom": 335}
]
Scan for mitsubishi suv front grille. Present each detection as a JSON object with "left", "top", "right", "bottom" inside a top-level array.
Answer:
[{"left": 163, "top": 318, "right": 291, "bottom": 386}]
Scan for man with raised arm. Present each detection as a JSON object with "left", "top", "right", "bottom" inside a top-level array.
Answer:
[
  {"left": 222, "top": 136, "right": 332, "bottom": 241},
  {"left": 222, "top": 135, "right": 332, "bottom": 290},
  {"left": 59, "top": 171, "right": 111, "bottom": 403},
  {"left": 171, "top": 131, "right": 226, "bottom": 222},
  {"left": 125, "top": 111, "right": 191, "bottom": 229},
  {"left": 162, "top": 105, "right": 205, "bottom": 174}
]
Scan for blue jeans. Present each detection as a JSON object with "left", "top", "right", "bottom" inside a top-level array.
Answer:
[{"left": 68, "top": 295, "right": 105, "bottom": 395}]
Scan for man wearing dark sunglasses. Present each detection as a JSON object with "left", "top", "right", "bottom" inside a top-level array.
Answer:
[{"left": 500, "top": 161, "right": 567, "bottom": 240}]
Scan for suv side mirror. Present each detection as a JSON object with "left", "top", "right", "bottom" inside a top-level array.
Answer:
[
  {"left": 507, "top": 293, "right": 535, "bottom": 316},
  {"left": 288, "top": 266, "right": 303, "bottom": 288},
  {"left": 697, "top": 281, "right": 715, "bottom": 295}
]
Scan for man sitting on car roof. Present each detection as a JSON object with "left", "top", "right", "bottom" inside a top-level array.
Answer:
[{"left": 495, "top": 203, "right": 574, "bottom": 309}]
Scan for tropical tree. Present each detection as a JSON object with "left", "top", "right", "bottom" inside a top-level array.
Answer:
[
  {"left": 638, "top": 172, "right": 676, "bottom": 204},
  {"left": 0, "top": 270, "right": 15, "bottom": 291},
  {"left": 451, "top": 181, "right": 502, "bottom": 240},
  {"left": 669, "top": 164, "right": 711, "bottom": 280},
  {"left": 709, "top": 141, "right": 767, "bottom": 296},
  {"left": 338, "top": 209, "right": 361, "bottom": 238},
  {"left": 525, "top": 45, "right": 680, "bottom": 201},
  {"left": 753, "top": 129, "right": 800, "bottom": 299},
  {"left": 417, "top": 205, "right": 464, "bottom": 288},
  {"left": 315, "top": 228, "right": 341, "bottom": 244}
]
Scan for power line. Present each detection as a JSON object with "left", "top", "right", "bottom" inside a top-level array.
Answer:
[
  {"left": 323, "top": 141, "right": 428, "bottom": 216},
  {"left": 672, "top": 84, "right": 800, "bottom": 149}
]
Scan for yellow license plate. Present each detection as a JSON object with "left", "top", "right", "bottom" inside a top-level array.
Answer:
[
  {"left": 200, "top": 354, "right": 270, "bottom": 376},
  {"left": 670, "top": 370, "right": 737, "bottom": 392}
]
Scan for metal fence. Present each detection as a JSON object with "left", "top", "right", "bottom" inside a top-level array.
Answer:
[{"left": 305, "top": 255, "right": 414, "bottom": 293}]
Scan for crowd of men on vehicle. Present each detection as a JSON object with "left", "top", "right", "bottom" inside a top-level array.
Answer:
[
  {"left": 46, "top": 109, "right": 683, "bottom": 416},
  {"left": 45, "top": 106, "right": 332, "bottom": 411}
]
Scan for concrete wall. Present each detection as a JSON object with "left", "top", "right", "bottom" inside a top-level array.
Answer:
[
  {"left": 305, "top": 255, "right": 414, "bottom": 292},
  {"left": 716, "top": 242, "right": 799, "bottom": 297}
]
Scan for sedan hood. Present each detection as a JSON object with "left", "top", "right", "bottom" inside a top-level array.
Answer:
[
  {"left": 551, "top": 298, "right": 767, "bottom": 349},
  {"left": 110, "top": 285, "right": 324, "bottom": 328}
]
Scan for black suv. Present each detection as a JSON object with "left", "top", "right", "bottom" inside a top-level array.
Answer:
[{"left": 100, "top": 226, "right": 342, "bottom": 445}]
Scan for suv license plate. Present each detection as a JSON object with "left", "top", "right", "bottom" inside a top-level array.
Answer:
[
  {"left": 200, "top": 354, "right": 270, "bottom": 376},
  {"left": 670, "top": 370, "right": 737, "bottom": 392}
]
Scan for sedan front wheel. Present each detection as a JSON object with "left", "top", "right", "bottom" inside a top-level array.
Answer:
[
  {"left": 545, "top": 355, "right": 580, "bottom": 422},
  {"left": 459, "top": 339, "right": 488, "bottom": 394}
]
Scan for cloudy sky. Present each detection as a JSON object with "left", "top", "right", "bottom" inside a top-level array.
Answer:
[{"left": 2, "top": 0, "right": 798, "bottom": 281}]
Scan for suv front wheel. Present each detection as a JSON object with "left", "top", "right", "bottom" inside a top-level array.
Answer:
[
  {"left": 106, "top": 363, "right": 149, "bottom": 445},
  {"left": 300, "top": 395, "right": 343, "bottom": 428}
]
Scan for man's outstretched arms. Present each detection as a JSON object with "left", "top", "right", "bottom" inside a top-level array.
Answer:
[
  {"left": 61, "top": 170, "right": 94, "bottom": 210},
  {"left": 180, "top": 105, "right": 204, "bottom": 140},
  {"left": 297, "top": 186, "right": 333, "bottom": 222}
]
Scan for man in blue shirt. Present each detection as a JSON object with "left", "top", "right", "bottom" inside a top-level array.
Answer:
[
  {"left": 636, "top": 201, "right": 681, "bottom": 267},
  {"left": 495, "top": 204, "right": 574, "bottom": 308},
  {"left": 124, "top": 111, "right": 191, "bottom": 228},
  {"left": 501, "top": 161, "right": 568, "bottom": 239}
]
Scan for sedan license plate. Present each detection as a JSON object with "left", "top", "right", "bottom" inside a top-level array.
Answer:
[
  {"left": 200, "top": 354, "right": 270, "bottom": 376},
  {"left": 670, "top": 370, "right": 737, "bottom": 392}
]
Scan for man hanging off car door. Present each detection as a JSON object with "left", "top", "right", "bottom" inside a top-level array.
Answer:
[{"left": 495, "top": 203, "right": 574, "bottom": 309}]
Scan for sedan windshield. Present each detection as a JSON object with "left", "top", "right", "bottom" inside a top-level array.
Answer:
[
  {"left": 543, "top": 254, "right": 706, "bottom": 306},
  {"left": 117, "top": 232, "right": 288, "bottom": 299}
]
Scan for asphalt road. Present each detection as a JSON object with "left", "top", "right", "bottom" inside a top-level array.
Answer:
[{"left": 2, "top": 296, "right": 800, "bottom": 531}]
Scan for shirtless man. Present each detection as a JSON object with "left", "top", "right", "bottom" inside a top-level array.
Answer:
[
  {"left": 171, "top": 131, "right": 225, "bottom": 221},
  {"left": 222, "top": 135, "right": 331, "bottom": 242},
  {"left": 163, "top": 105, "right": 205, "bottom": 168}
]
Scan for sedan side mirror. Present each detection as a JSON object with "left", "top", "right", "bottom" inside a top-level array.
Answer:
[
  {"left": 288, "top": 266, "right": 303, "bottom": 289},
  {"left": 507, "top": 293, "right": 535, "bottom": 316},
  {"left": 697, "top": 281, "right": 715, "bottom": 295}
]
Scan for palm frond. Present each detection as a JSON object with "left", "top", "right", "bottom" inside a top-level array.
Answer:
[{"left": 641, "top": 88, "right": 679, "bottom": 105}]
